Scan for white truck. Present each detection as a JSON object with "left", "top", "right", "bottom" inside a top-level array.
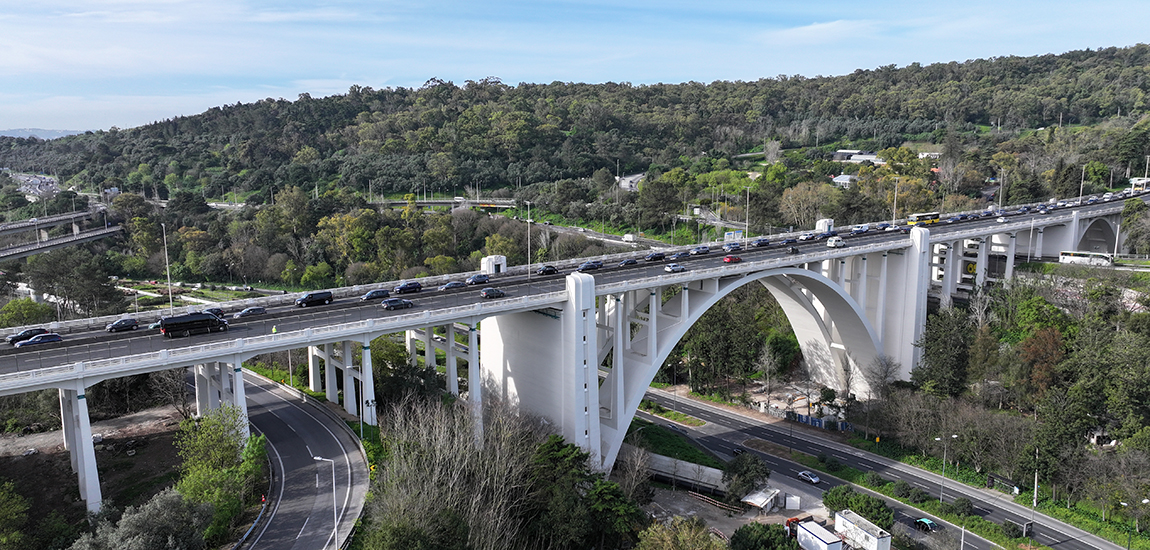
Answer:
[
  {"left": 835, "top": 510, "right": 891, "bottom": 550},
  {"left": 796, "top": 521, "right": 842, "bottom": 550},
  {"left": 622, "top": 233, "right": 636, "bottom": 242}
]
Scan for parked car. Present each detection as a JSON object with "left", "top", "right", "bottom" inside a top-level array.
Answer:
[
  {"left": 105, "top": 318, "right": 139, "bottom": 332},
  {"left": 479, "top": 287, "right": 505, "bottom": 299},
  {"left": 233, "top": 306, "right": 266, "bottom": 319},
  {"left": 797, "top": 470, "right": 820, "bottom": 484},
  {"left": 381, "top": 298, "right": 414, "bottom": 310},
  {"left": 393, "top": 281, "right": 422, "bottom": 294},
  {"left": 689, "top": 245, "right": 710, "bottom": 255},
  {"left": 618, "top": 258, "right": 638, "bottom": 267},
  {"left": 914, "top": 518, "right": 940, "bottom": 532},
  {"left": 536, "top": 265, "right": 559, "bottom": 275},
  {"left": 664, "top": 263, "right": 686, "bottom": 273},
  {"left": 360, "top": 289, "right": 390, "bottom": 301},
  {"left": 6, "top": 328, "right": 48, "bottom": 345},
  {"left": 723, "top": 254, "right": 741, "bottom": 263},
  {"left": 668, "top": 251, "right": 691, "bottom": 261},
  {"left": 438, "top": 281, "right": 466, "bottom": 290},
  {"left": 644, "top": 252, "right": 666, "bottom": 261},
  {"left": 14, "top": 333, "right": 62, "bottom": 348},
  {"left": 465, "top": 274, "right": 489, "bottom": 285}
]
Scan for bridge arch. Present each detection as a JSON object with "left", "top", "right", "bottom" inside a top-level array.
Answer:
[{"left": 1077, "top": 216, "right": 1118, "bottom": 253}]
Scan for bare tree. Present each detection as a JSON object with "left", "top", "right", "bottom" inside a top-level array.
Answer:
[
  {"left": 864, "top": 354, "right": 901, "bottom": 402},
  {"left": 754, "top": 345, "right": 781, "bottom": 401},
  {"left": 149, "top": 367, "right": 194, "bottom": 419},
  {"left": 615, "top": 443, "right": 653, "bottom": 505},
  {"left": 763, "top": 140, "right": 782, "bottom": 164}
]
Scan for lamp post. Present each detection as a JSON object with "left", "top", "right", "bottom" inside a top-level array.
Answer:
[
  {"left": 525, "top": 201, "right": 532, "bottom": 279},
  {"left": 936, "top": 434, "right": 957, "bottom": 503},
  {"left": 1079, "top": 164, "right": 1087, "bottom": 205},
  {"left": 745, "top": 186, "right": 751, "bottom": 246},
  {"left": 161, "top": 222, "right": 174, "bottom": 315},
  {"left": 313, "top": 456, "right": 338, "bottom": 549},
  {"left": 1120, "top": 499, "right": 1149, "bottom": 550}
]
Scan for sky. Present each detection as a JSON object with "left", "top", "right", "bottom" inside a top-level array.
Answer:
[{"left": 1, "top": 0, "right": 1147, "bottom": 132}]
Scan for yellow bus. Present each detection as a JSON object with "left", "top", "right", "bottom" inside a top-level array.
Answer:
[{"left": 907, "top": 212, "right": 941, "bottom": 225}]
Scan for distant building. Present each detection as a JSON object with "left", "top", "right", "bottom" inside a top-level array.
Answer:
[
  {"left": 833, "top": 150, "right": 885, "bottom": 165},
  {"left": 833, "top": 175, "right": 857, "bottom": 189},
  {"left": 918, "top": 152, "right": 941, "bottom": 159}
]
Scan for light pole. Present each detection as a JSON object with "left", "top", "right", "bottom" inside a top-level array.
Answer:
[
  {"left": 936, "top": 434, "right": 957, "bottom": 503},
  {"left": 892, "top": 177, "right": 900, "bottom": 223},
  {"left": 1079, "top": 164, "right": 1087, "bottom": 205},
  {"left": 313, "top": 456, "right": 338, "bottom": 549},
  {"left": 1121, "top": 499, "right": 1149, "bottom": 550},
  {"left": 525, "top": 201, "right": 532, "bottom": 279},
  {"left": 745, "top": 186, "right": 751, "bottom": 245},
  {"left": 161, "top": 222, "right": 174, "bottom": 315}
]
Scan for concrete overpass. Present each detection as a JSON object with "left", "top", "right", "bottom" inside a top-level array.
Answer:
[
  {"left": 0, "top": 226, "right": 122, "bottom": 261},
  {"left": 0, "top": 196, "right": 1135, "bottom": 513}
]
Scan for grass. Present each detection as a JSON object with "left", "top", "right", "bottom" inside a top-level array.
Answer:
[
  {"left": 627, "top": 418, "right": 725, "bottom": 470},
  {"left": 638, "top": 399, "right": 705, "bottom": 427},
  {"left": 245, "top": 362, "right": 328, "bottom": 402}
]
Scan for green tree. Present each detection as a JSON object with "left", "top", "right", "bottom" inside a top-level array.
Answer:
[
  {"left": 730, "top": 523, "right": 799, "bottom": 550},
  {"left": 0, "top": 481, "right": 28, "bottom": 550},
  {"left": 821, "top": 485, "right": 856, "bottom": 515},
  {"left": 0, "top": 298, "right": 54, "bottom": 328},
  {"left": 68, "top": 488, "right": 213, "bottom": 550},
  {"left": 587, "top": 479, "right": 646, "bottom": 549},
  {"left": 722, "top": 453, "right": 771, "bottom": 504},
  {"left": 912, "top": 306, "right": 972, "bottom": 397},
  {"left": 637, "top": 516, "right": 725, "bottom": 550}
]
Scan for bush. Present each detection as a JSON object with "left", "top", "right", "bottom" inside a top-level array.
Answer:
[
  {"left": 908, "top": 488, "right": 929, "bottom": 504},
  {"left": 950, "top": 497, "right": 974, "bottom": 517},
  {"left": 891, "top": 480, "right": 912, "bottom": 498},
  {"left": 825, "top": 457, "right": 843, "bottom": 472},
  {"left": 862, "top": 471, "right": 885, "bottom": 488},
  {"left": 1001, "top": 520, "right": 1022, "bottom": 539}
]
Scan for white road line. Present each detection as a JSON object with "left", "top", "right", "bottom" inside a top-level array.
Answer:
[{"left": 296, "top": 517, "right": 309, "bottom": 539}]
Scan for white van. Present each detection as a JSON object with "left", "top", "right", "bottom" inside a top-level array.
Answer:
[{"left": 826, "top": 237, "right": 846, "bottom": 248}]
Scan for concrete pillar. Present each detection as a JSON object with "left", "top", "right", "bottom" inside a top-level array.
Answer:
[
  {"left": 837, "top": 259, "right": 846, "bottom": 287},
  {"left": 308, "top": 346, "right": 322, "bottom": 392},
  {"left": 324, "top": 343, "right": 338, "bottom": 402},
  {"left": 467, "top": 323, "right": 482, "bottom": 440},
  {"left": 72, "top": 222, "right": 81, "bottom": 235},
  {"left": 858, "top": 255, "right": 869, "bottom": 309},
  {"left": 445, "top": 324, "right": 459, "bottom": 395},
  {"left": 59, "top": 388, "right": 78, "bottom": 473},
  {"left": 422, "top": 327, "right": 434, "bottom": 370},
  {"left": 975, "top": 237, "right": 990, "bottom": 286},
  {"left": 406, "top": 329, "right": 418, "bottom": 366},
  {"left": 876, "top": 253, "right": 888, "bottom": 337},
  {"left": 343, "top": 341, "right": 357, "bottom": 416},
  {"left": 361, "top": 337, "right": 377, "bottom": 426},
  {"left": 207, "top": 363, "right": 221, "bottom": 411},
  {"left": 65, "top": 383, "right": 102, "bottom": 513},
  {"left": 231, "top": 357, "right": 250, "bottom": 442},
  {"left": 941, "top": 241, "right": 958, "bottom": 303},
  {"left": 39, "top": 228, "right": 49, "bottom": 242},
  {"left": 1005, "top": 233, "right": 1017, "bottom": 280},
  {"left": 612, "top": 294, "right": 626, "bottom": 424},
  {"left": 1035, "top": 228, "right": 1045, "bottom": 260},
  {"left": 647, "top": 290, "right": 658, "bottom": 359}
]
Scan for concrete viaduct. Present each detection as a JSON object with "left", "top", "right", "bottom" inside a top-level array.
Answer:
[{"left": 0, "top": 198, "right": 1132, "bottom": 513}]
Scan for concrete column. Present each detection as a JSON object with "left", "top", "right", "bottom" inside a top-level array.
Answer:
[
  {"left": 59, "top": 388, "right": 78, "bottom": 473},
  {"left": 193, "top": 364, "right": 209, "bottom": 416},
  {"left": 422, "top": 327, "right": 434, "bottom": 370},
  {"left": 941, "top": 241, "right": 959, "bottom": 303},
  {"left": 468, "top": 323, "right": 482, "bottom": 440},
  {"left": 67, "top": 383, "right": 102, "bottom": 514},
  {"left": 361, "top": 338, "right": 377, "bottom": 426},
  {"left": 308, "top": 346, "right": 322, "bottom": 391},
  {"left": 837, "top": 259, "right": 846, "bottom": 287},
  {"left": 612, "top": 294, "right": 625, "bottom": 424},
  {"left": 858, "top": 255, "right": 869, "bottom": 310},
  {"left": 1035, "top": 228, "right": 1045, "bottom": 260},
  {"left": 72, "top": 222, "right": 81, "bottom": 235},
  {"left": 231, "top": 357, "right": 250, "bottom": 442},
  {"left": 39, "top": 228, "right": 49, "bottom": 242},
  {"left": 207, "top": 363, "right": 221, "bottom": 411},
  {"left": 324, "top": 343, "right": 338, "bottom": 402},
  {"left": 445, "top": 324, "right": 459, "bottom": 396},
  {"left": 877, "top": 253, "right": 888, "bottom": 337},
  {"left": 406, "top": 329, "right": 418, "bottom": 366},
  {"left": 647, "top": 290, "right": 658, "bottom": 359},
  {"left": 218, "top": 361, "right": 234, "bottom": 405},
  {"left": 975, "top": 237, "right": 990, "bottom": 286},
  {"left": 1005, "top": 232, "right": 1017, "bottom": 280},
  {"left": 343, "top": 341, "right": 357, "bottom": 417}
]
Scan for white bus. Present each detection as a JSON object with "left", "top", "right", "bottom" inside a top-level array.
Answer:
[{"left": 1059, "top": 251, "right": 1113, "bottom": 266}]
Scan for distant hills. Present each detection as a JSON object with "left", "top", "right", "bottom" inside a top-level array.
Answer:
[{"left": 0, "top": 128, "right": 85, "bottom": 140}]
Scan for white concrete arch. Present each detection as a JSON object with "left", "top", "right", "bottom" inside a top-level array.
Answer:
[{"left": 1077, "top": 216, "right": 1119, "bottom": 253}]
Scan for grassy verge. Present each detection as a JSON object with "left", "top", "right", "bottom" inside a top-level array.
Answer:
[
  {"left": 627, "top": 418, "right": 724, "bottom": 470},
  {"left": 638, "top": 399, "right": 705, "bottom": 427},
  {"left": 245, "top": 362, "right": 327, "bottom": 401}
]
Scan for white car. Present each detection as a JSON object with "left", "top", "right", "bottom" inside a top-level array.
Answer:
[
  {"left": 664, "top": 263, "right": 686, "bottom": 273},
  {"left": 798, "top": 470, "right": 821, "bottom": 484},
  {"left": 826, "top": 237, "right": 846, "bottom": 248},
  {"left": 996, "top": 216, "right": 1007, "bottom": 223}
]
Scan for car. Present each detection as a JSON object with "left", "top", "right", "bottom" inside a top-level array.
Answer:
[
  {"left": 14, "top": 333, "right": 62, "bottom": 348},
  {"left": 815, "top": 231, "right": 838, "bottom": 240},
  {"left": 233, "top": 306, "right": 266, "bottom": 319},
  {"left": 732, "top": 447, "right": 746, "bottom": 456},
  {"left": 669, "top": 251, "right": 691, "bottom": 261},
  {"left": 295, "top": 290, "right": 333, "bottom": 307},
  {"left": 394, "top": 281, "right": 422, "bottom": 294},
  {"left": 644, "top": 252, "right": 666, "bottom": 261},
  {"left": 466, "top": 274, "right": 490, "bottom": 285},
  {"left": 779, "top": 238, "right": 798, "bottom": 245},
  {"left": 664, "top": 263, "right": 686, "bottom": 273},
  {"left": 479, "top": 287, "right": 505, "bottom": 299},
  {"left": 723, "top": 254, "right": 741, "bottom": 263},
  {"left": 797, "top": 470, "right": 820, "bottom": 484},
  {"left": 105, "top": 318, "right": 139, "bottom": 332},
  {"left": 751, "top": 238, "right": 771, "bottom": 247},
  {"left": 850, "top": 224, "right": 870, "bottom": 234},
  {"left": 577, "top": 260, "right": 603, "bottom": 272},
  {"left": 914, "top": 518, "right": 940, "bottom": 532},
  {"left": 438, "top": 281, "right": 466, "bottom": 290},
  {"left": 381, "top": 298, "right": 414, "bottom": 310},
  {"left": 619, "top": 258, "right": 638, "bottom": 267},
  {"left": 798, "top": 233, "right": 815, "bottom": 241},
  {"left": 689, "top": 246, "right": 710, "bottom": 255},
  {"left": 826, "top": 237, "right": 846, "bottom": 248},
  {"left": 6, "top": 327, "right": 49, "bottom": 345},
  {"left": 885, "top": 224, "right": 902, "bottom": 231},
  {"left": 361, "top": 289, "right": 390, "bottom": 301},
  {"left": 148, "top": 320, "right": 163, "bottom": 330},
  {"left": 722, "top": 242, "right": 742, "bottom": 252},
  {"left": 787, "top": 246, "right": 800, "bottom": 254},
  {"left": 536, "top": 265, "right": 560, "bottom": 275},
  {"left": 875, "top": 223, "right": 891, "bottom": 230},
  {"left": 201, "top": 308, "right": 225, "bottom": 318},
  {"left": 996, "top": 216, "right": 1007, "bottom": 223}
]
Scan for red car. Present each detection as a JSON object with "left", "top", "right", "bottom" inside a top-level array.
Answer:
[{"left": 723, "top": 255, "right": 742, "bottom": 263}]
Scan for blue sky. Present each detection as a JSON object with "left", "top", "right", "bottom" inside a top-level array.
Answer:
[{"left": 1, "top": 0, "right": 1147, "bottom": 131}]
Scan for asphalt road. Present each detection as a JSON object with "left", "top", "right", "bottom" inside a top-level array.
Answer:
[
  {"left": 644, "top": 391, "right": 1123, "bottom": 550},
  {"left": 242, "top": 374, "right": 368, "bottom": 550}
]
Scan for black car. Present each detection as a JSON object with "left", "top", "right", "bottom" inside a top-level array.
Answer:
[
  {"left": 295, "top": 290, "right": 333, "bottom": 307},
  {"left": 233, "top": 306, "right": 266, "bottom": 319},
  {"left": 814, "top": 231, "right": 838, "bottom": 240},
  {"left": 105, "top": 318, "right": 139, "bottom": 332},
  {"left": 644, "top": 252, "right": 665, "bottom": 261},
  {"left": 438, "top": 281, "right": 466, "bottom": 290},
  {"left": 779, "top": 238, "right": 798, "bottom": 245},
  {"left": 201, "top": 308, "right": 225, "bottom": 319},
  {"left": 577, "top": 260, "right": 603, "bottom": 272},
  {"left": 536, "top": 265, "right": 559, "bottom": 275},
  {"left": 14, "top": 333, "right": 62, "bottom": 348},
  {"left": 787, "top": 246, "right": 800, "bottom": 254},
  {"left": 618, "top": 258, "right": 638, "bottom": 267},
  {"left": 668, "top": 251, "right": 691, "bottom": 261},
  {"left": 382, "top": 298, "right": 415, "bottom": 310},
  {"left": 465, "top": 274, "right": 490, "bottom": 285},
  {"left": 361, "top": 289, "right": 390, "bottom": 301},
  {"left": 394, "top": 281, "right": 422, "bottom": 294},
  {"left": 479, "top": 287, "right": 505, "bottom": 299},
  {"left": 6, "top": 327, "right": 48, "bottom": 345}
]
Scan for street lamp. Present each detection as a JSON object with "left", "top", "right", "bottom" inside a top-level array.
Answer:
[
  {"left": 1079, "top": 164, "right": 1087, "bottom": 205},
  {"left": 525, "top": 201, "right": 532, "bottom": 279},
  {"left": 161, "top": 222, "right": 174, "bottom": 315},
  {"left": 936, "top": 434, "right": 957, "bottom": 503},
  {"left": 313, "top": 456, "right": 338, "bottom": 549},
  {"left": 745, "top": 186, "right": 751, "bottom": 246},
  {"left": 1121, "top": 499, "right": 1149, "bottom": 550}
]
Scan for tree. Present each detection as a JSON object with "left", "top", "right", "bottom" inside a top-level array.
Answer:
[
  {"left": 68, "top": 488, "right": 213, "bottom": 550},
  {"left": 149, "top": 368, "right": 195, "bottom": 419},
  {"left": 0, "top": 481, "right": 28, "bottom": 550},
  {"left": 0, "top": 298, "right": 54, "bottom": 328},
  {"left": 587, "top": 479, "right": 646, "bottom": 549},
  {"left": 912, "top": 306, "right": 972, "bottom": 397},
  {"left": 730, "top": 523, "right": 799, "bottom": 550},
  {"left": 722, "top": 453, "right": 771, "bottom": 504},
  {"left": 637, "top": 516, "right": 725, "bottom": 550},
  {"left": 779, "top": 182, "right": 836, "bottom": 228}
]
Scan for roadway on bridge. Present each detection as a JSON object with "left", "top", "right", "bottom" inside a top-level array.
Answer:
[
  {"left": 0, "top": 196, "right": 1137, "bottom": 375},
  {"left": 644, "top": 391, "right": 1121, "bottom": 550},
  {"left": 244, "top": 374, "right": 367, "bottom": 550}
]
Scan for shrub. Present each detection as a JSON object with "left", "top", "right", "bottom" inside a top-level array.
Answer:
[
  {"left": 891, "top": 480, "right": 912, "bottom": 498},
  {"left": 824, "top": 456, "right": 843, "bottom": 472},
  {"left": 1001, "top": 520, "right": 1022, "bottom": 539},
  {"left": 862, "top": 471, "right": 885, "bottom": 488},
  {"left": 950, "top": 497, "right": 974, "bottom": 517},
  {"left": 908, "top": 488, "right": 929, "bottom": 504}
]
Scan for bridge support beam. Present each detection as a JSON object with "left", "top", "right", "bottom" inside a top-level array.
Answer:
[
  {"left": 1005, "top": 233, "right": 1017, "bottom": 281},
  {"left": 61, "top": 382, "right": 101, "bottom": 514},
  {"left": 445, "top": 324, "right": 459, "bottom": 396},
  {"left": 467, "top": 323, "right": 481, "bottom": 441},
  {"left": 342, "top": 341, "right": 357, "bottom": 417},
  {"left": 324, "top": 343, "right": 337, "bottom": 403},
  {"left": 308, "top": 346, "right": 322, "bottom": 392},
  {"left": 230, "top": 357, "right": 250, "bottom": 442},
  {"left": 361, "top": 338, "right": 377, "bottom": 426}
]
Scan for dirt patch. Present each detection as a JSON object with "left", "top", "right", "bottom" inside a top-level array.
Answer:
[
  {"left": 0, "top": 405, "right": 185, "bottom": 535},
  {"left": 644, "top": 486, "right": 829, "bottom": 539}
]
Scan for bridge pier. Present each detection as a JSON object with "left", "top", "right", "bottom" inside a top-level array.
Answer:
[{"left": 59, "top": 383, "right": 102, "bottom": 514}]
